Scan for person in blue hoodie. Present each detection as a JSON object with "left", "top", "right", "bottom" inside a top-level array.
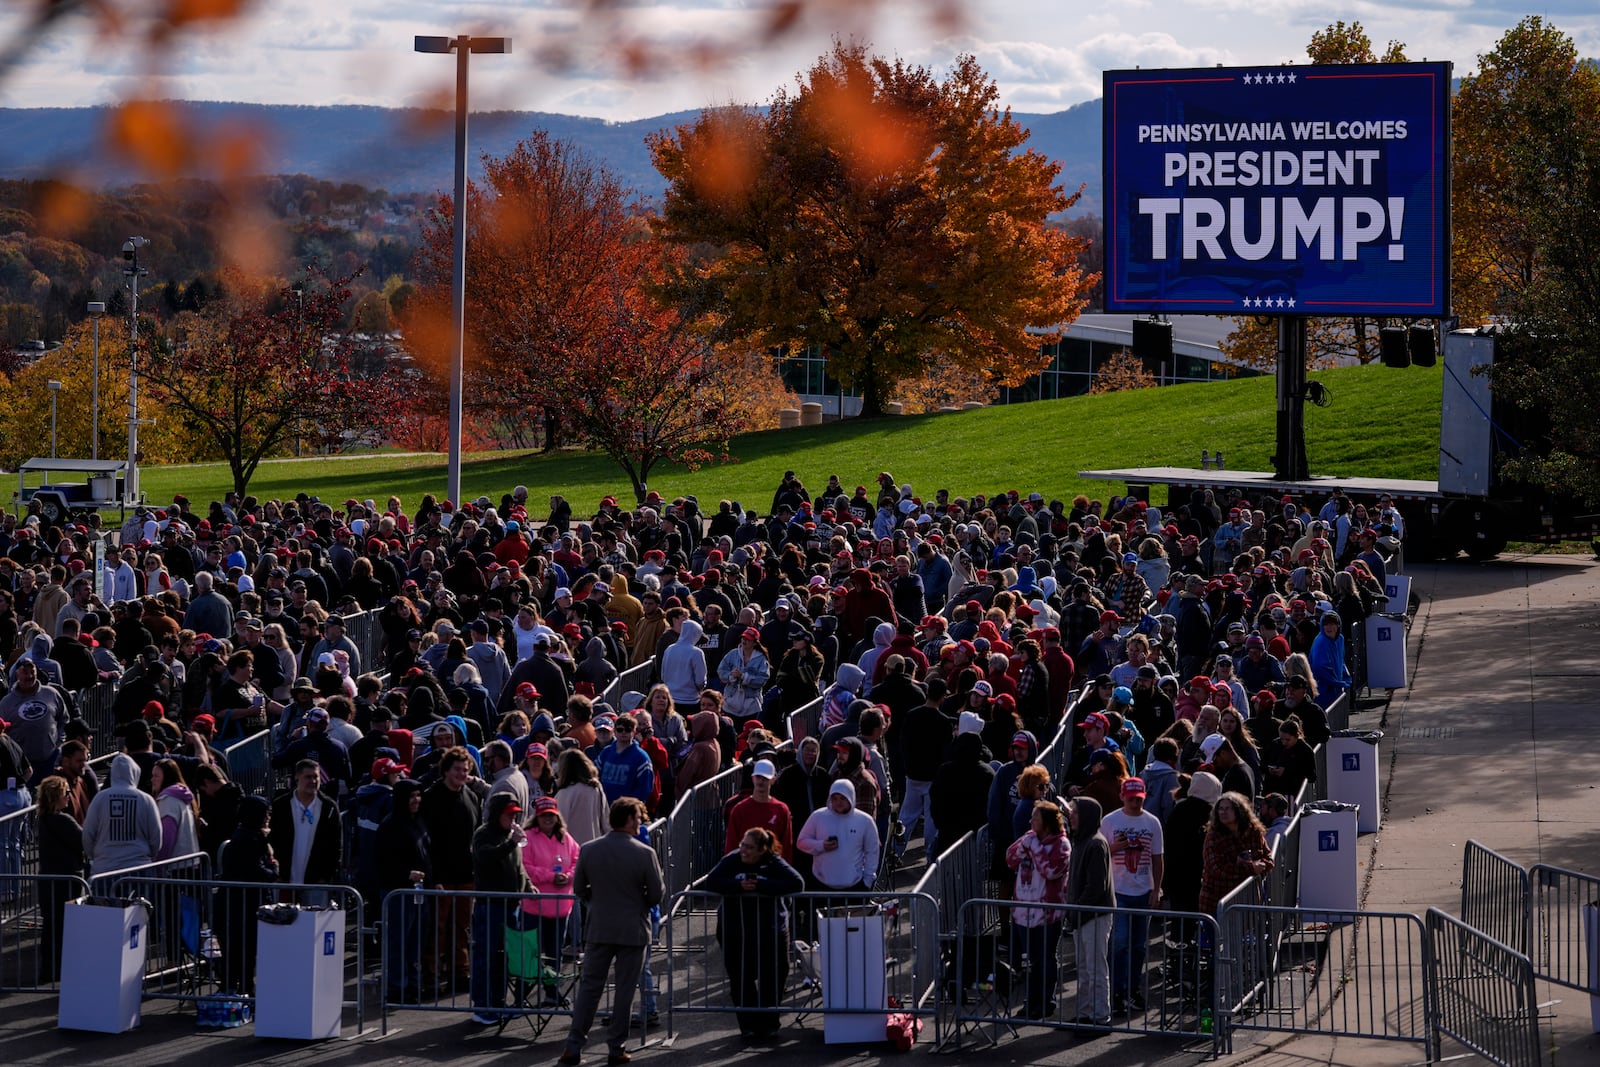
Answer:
[
  {"left": 986, "top": 729, "right": 1038, "bottom": 876},
  {"left": 1309, "top": 612, "right": 1351, "bottom": 706},
  {"left": 594, "top": 713, "right": 655, "bottom": 807}
]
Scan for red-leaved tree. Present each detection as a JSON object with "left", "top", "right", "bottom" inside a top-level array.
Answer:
[
  {"left": 548, "top": 247, "right": 753, "bottom": 503},
  {"left": 143, "top": 268, "right": 399, "bottom": 496}
]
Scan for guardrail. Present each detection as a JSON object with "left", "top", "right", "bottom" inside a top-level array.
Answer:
[
  {"left": 1461, "top": 840, "right": 1532, "bottom": 957},
  {"left": 604, "top": 659, "right": 654, "bottom": 710},
  {"left": 0, "top": 872, "right": 90, "bottom": 990},
  {"left": 101, "top": 873, "right": 368, "bottom": 1032},
  {"left": 945, "top": 897, "right": 1221, "bottom": 1052},
  {"left": 0, "top": 801, "right": 38, "bottom": 894},
  {"left": 1426, "top": 906, "right": 1541, "bottom": 1067},
  {"left": 663, "top": 763, "right": 743, "bottom": 909},
  {"left": 222, "top": 729, "right": 273, "bottom": 799},
  {"left": 75, "top": 679, "right": 119, "bottom": 758},
  {"left": 786, "top": 696, "right": 822, "bottom": 743},
  {"left": 664, "top": 887, "right": 942, "bottom": 1044},
  {"left": 1529, "top": 862, "right": 1600, "bottom": 994},
  {"left": 1219, "top": 902, "right": 1433, "bottom": 1056}
]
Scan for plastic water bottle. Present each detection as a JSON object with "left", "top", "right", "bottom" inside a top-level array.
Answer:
[{"left": 553, "top": 856, "right": 564, "bottom": 884}]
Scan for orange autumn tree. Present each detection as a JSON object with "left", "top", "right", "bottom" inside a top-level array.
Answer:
[
  {"left": 1089, "top": 349, "right": 1158, "bottom": 394},
  {"left": 409, "top": 131, "right": 648, "bottom": 450},
  {"left": 649, "top": 42, "right": 1094, "bottom": 416}
]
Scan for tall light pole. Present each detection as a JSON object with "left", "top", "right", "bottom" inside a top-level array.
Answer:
[
  {"left": 122, "top": 237, "right": 149, "bottom": 504},
  {"left": 87, "top": 300, "right": 105, "bottom": 459},
  {"left": 415, "top": 33, "right": 511, "bottom": 508},
  {"left": 47, "top": 380, "right": 61, "bottom": 457}
]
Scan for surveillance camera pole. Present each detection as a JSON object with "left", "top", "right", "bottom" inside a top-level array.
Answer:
[{"left": 123, "top": 237, "right": 149, "bottom": 504}]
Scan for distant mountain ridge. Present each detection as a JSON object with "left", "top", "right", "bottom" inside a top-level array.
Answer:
[{"left": 0, "top": 99, "right": 1104, "bottom": 215}]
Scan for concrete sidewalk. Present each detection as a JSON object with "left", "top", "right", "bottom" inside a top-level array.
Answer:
[{"left": 1224, "top": 553, "right": 1600, "bottom": 1067}]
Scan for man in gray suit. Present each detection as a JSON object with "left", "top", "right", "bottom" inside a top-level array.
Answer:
[{"left": 559, "top": 797, "right": 664, "bottom": 1066}]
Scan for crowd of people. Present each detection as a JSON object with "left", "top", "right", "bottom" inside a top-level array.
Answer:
[{"left": 0, "top": 471, "right": 1400, "bottom": 1052}]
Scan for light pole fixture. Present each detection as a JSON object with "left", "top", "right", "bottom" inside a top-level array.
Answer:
[
  {"left": 122, "top": 237, "right": 149, "bottom": 503},
  {"left": 47, "top": 379, "right": 62, "bottom": 458},
  {"left": 87, "top": 300, "right": 104, "bottom": 459},
  {"left": 415, "top": 32, "right": 511, "bottom": 509}
]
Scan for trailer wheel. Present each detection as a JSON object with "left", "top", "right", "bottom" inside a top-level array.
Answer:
[
  {"left": 1448, "top": 501, "right": 1509, "bottom": 561},
  {"left": 35, "top": 493, "right": 67, "bottom": 526}
]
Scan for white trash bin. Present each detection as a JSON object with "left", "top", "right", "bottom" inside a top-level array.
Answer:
[
  {"left": 254, "top": 906, "right": 346, "bottom": 1039},
  {"left": 58, "top": 897, "right": 148, "bottom": 1033},
  {"left": 817, "top": 905, "right": 888, "bottom": 1043},
  {"left": 1298, "top": 803, "right": 1360, "bottom": 919},
  {"left": 1327, "top": 731, "right": 1384, "bottom": 833},
  {"left": 1382, "top": 573, "right": 1411, "bottom": 614},
  {"left": 1365, "top": 614, "right": 1408, "bottom": 689}
]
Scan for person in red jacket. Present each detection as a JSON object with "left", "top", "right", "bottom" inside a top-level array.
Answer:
[
  {"left": 840, "top": 568, "right": 896, "bottom": 648},
  {"left": 1039, "top": 628, "right": 1076, "bottom": 719},
  {"left": 724, "top": 759, "right": 794, "bottom": 858},
  {"left": 874, "top": 621, "right": 930, "bottom": 684}
]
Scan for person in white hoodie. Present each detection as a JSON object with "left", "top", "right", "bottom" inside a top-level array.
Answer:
[
  {"left": 81, "top": 753, "right": 161, "bottom": 877},
  {"left": 659, "top": 619, "right": 707, "bottom": 715},
  {"left": 795, "top": 779, "right": 880, "bottom": 891}
]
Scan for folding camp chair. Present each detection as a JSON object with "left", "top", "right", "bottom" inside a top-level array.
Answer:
[{"left": 501, "top": 922, "right": 575, "bottom": 1037}]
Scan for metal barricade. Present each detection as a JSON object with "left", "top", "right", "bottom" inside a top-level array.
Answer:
[
  {"left": 1462, "top": 839, "right": 1532, "bottom": 956},
  {"left": 1311, "top": 692, "right": 1350, "bottom": 800},
  {"left": 223, "top": 729, "right": 273, "bottom": 799},
  {"left": 663, "top": 764, "right": 744, "bottom": 912},
  {"left": 339, "top": 608, "right": 382, "bottom": 677},
  {"left": 380, "top": 887, "right": 652, "bottom": 1044},
  {"left": 0, "top": 872, "right": 89, "bottom": 991},
  {"left": 604, "top": 659, "right": 655, "bottom": 710},
  {"left": 75, "top": 679, "right": 120, "bottom": 757},
  {"left": 1529, "top": 861, "right": 1600, "bottom": 993},
  {"left": 787, "top": 695, "right": 822, "bottom": 743},
  {"left": 102, "top": 873, "right": 367, "bottom": 1032},
  {"left": 664, "top": 888, "right": 942, "bottom": 1042},
  {"left": 90, "top": 851, "right": 213, "bottom": 897},
  {"left": 0, "top": 802, "right": 39, "bottom": 892},
  {"left": 1426, "top": 906, "right": 1541, "bottom": 1067},
  {"left": 1220, "top": 902, "right": 1432, "bottom": 1056},
  {"left": 945, "top": 897, "right": 1221, "bottom": 1052},
  {"left": 912, "top": 829, "right": 996, "bottom": 939}
]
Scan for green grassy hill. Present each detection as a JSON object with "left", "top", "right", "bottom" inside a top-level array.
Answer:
[{"left": 138, "top": 362, "right": 1443, "bottom": 511}]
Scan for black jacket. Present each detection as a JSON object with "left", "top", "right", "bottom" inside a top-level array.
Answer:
[
  {"left": 903, "top": 704, "right": 955, "bottom": 782},
  {"left": 375, "top": 780, "right": 432, "bottom": 892},
  {"left": 268, "top": 789, "right": 343, "bottom": 885},
  {"left": 929, "top": 733, "right": 996, "bottom": 856}
]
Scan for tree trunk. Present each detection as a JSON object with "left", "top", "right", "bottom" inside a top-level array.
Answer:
[
  {"left": 542, "top": 407, "right": 560, "bottom": 452},
  {"left": 856, "top": 352, "right": 886, "bottom": 418}
]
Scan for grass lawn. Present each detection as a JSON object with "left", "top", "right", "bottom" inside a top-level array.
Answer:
[{"left": 137, "top": 362, "right": 1443, "bottom": 512}]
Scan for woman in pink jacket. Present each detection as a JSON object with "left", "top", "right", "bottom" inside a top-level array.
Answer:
[{"left": 520, "top": 796, "right": 582, "bottom": 1001}]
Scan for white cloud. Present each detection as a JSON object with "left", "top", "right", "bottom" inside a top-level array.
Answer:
[{"left": 2, "top": 0, "right": 1598, "bottom": 117}]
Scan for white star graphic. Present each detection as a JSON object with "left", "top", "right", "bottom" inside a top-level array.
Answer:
[
  {"left": 1276, "top": 297, "right": 1286, "bottom": 308},
  {"left": 1288, "top": 72, "right": 1297, "bottom": 84},
  {"left": 1278, "top": 73, "right": 1288, "bottom": 84},
  {"left": 1287, "top": 298, "right": 1296, "bottom": 309},
  {"left": 1244, "top": 297, "right": 1254, "bottom": 308}
]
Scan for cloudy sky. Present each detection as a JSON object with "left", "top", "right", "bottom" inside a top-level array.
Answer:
[{"left": 2, "top": 0, "right": 1597, "bottom": 118}]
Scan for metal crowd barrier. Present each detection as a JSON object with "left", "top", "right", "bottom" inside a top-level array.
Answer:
[
  {"left": 786, "top": 696, "right": 822, "bottom": 743},
  {"left": 75, "top": 679, "right": 120, "bottom": 757},
  {"left": 1461, "top": 840, "right": 1532, "bottom": 957},
  {"left": 90, "top": 851, "right": 212, "bottom": 897},
  {"left": 1529, "top": 862, "right": 1600, "bottom": 994},
  {"left": 1311, "top": 692, "right": 1350, "bottom": 800},
  {"left": 663, "top": 764, "right": 744, "bottom": 911},
  {"left": 0, "top": 801, "right": 39, "bottom": 893},
  {"left": 0, "top": 872, "right": 90, "bottom": 991},
  {"left": 379, "top": 887, "right": 652, "bottom": 1045},
  {"left": 945, "top": 898, "right": 1222, "bottom": 1053},
  {"left": 604, "top": 659, "right": 655, "bottom": 710},
  {"left": 664, "top": 888, "right": 942, "bottom": 1043},
  {"left": 1426, "top": 906, "right": 1541, "bottom": 1067},
  {"left": 223, "top": 729, "right": 273, "bottom": 799},
  {"left": 100, "top": 873, "right": 368, "bottom": 1032},
  {"left": 1219, "top": 902, "right": 1432, "bottom": 1056},
  {"left": 910, "top": 829, "right": 996, "bottom": 939},
  {"left": 339, "top": 607, "right": 384, "bottom": 678}
]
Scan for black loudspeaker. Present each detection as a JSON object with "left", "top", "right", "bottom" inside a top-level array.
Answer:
[
  {"left": 1380, "top": 327, "right": 1410, "bottom": 368},
  {"left": 1132, "top": 318, "right": 1173, "bottom": 367},
  {"left": 1409, "top": 324, "right": 1437, "bottom": 367}
]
